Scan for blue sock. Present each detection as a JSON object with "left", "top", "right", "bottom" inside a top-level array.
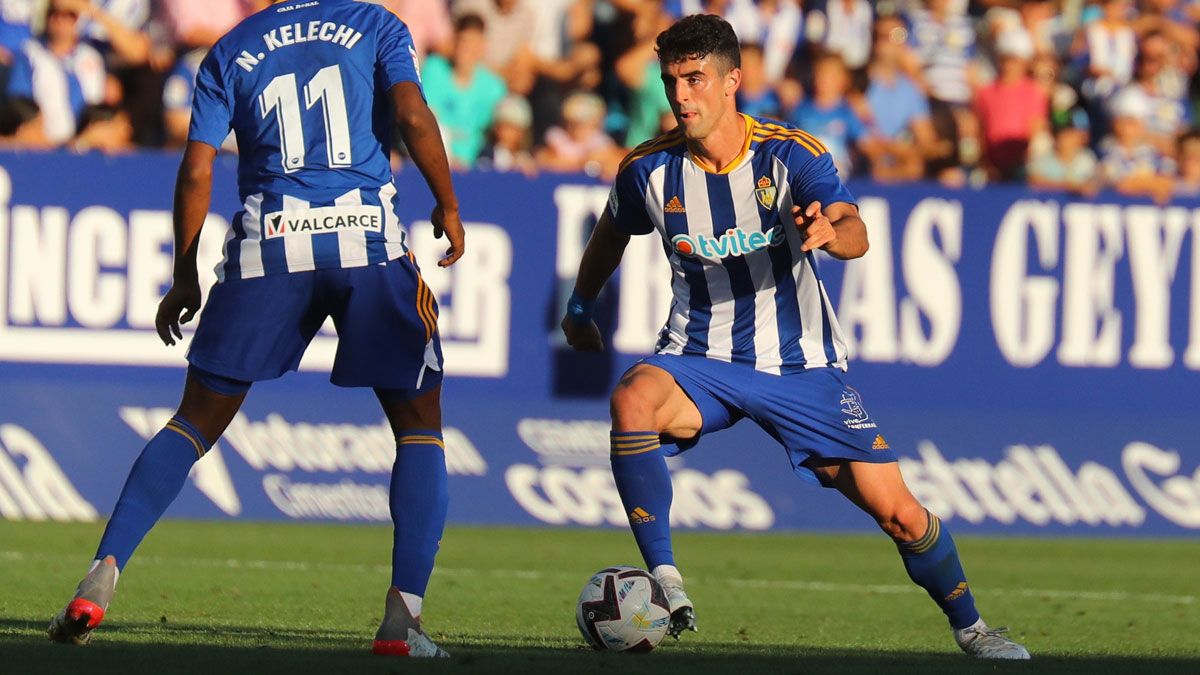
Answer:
[
  {"left": 96, "top": 416, "right": 210, "bottom": 570},
  {"left": 389, "top": 430, "right": 449, "bottom": 596},
  {"left": 896, "top": 510, "right": 981, "bottom": 630},
  {"left": 610, "top": 431, "right": 675, "bottom": 569}
]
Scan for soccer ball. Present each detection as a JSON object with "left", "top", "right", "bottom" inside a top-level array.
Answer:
[{"left": 575, "top": 566, "right": 672, "bottom": 652}]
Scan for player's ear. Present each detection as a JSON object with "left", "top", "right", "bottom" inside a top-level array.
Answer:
[{"left": 725, "top": 66, "right": 741, "bottom": 97}]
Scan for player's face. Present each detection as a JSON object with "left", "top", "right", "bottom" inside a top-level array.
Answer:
[{"left": 661, "top": 56, "right": 740, "bottom": 141}]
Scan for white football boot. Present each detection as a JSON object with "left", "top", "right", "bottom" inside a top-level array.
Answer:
[
  {"left": 372, "top": 587, "right": 450, "bottom": 658},
  {"left": 48, "top": 556, "right": 119, "bottom": 645},
  {"left": 652, "top": 565, "right": 697, "bottom": 639},
  {"left": 954, "top": 619, "right": 1031, "bottom": 660}
]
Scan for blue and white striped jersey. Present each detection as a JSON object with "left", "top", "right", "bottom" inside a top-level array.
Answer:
[
  {"left": 609, "top": 115, "right": 854, "bottom": 374},
  {"left": 189, "top": 0, "right": 423, "bottom": 281}
]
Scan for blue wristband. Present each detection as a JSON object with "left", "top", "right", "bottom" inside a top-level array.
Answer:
[{"left": 566, "top": 291, "right": 595, "bottom": 325}]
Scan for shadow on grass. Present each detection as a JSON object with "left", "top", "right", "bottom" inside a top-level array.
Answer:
[{"left": 2, "top": 618, "right": 1197, "bottom": 675}]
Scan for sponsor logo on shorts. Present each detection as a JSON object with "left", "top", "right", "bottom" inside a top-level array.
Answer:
[
  {"left": 840, "top": 387, "right": 878, "bottom": 430},
  {"left": 629, "top": 506, "right": 656, "bottom": 524},
  {"left": 872, "top": 434, "right": 890, "bottom": 451},
  {"left": 262, "top": 205, "right": 382, "bottom": 239}
]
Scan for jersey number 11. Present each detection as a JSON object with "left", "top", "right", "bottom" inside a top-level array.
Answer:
[{"left": 259, "top": 64, "right": 353, "bottom": 174}]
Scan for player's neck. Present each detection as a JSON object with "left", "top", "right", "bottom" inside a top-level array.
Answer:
[{"left": 687, "top": 110, "right": 750, "bottom": 174}]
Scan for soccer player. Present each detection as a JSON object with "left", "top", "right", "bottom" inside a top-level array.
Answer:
[
  {"left": 47, "top": 0, "right": 463, "bottom": 658},
  {"left": 560, "top": 15, "right": 1030, "bottom": 660}
]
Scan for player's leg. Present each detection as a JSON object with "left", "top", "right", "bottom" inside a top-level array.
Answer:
[
  {"left": 320, "top": 258, "right": 450, "bottom": 657},
  {"left": 371, "top": 384, "right": 450, "bottom": 658},
  {"left": 810, "top": 460, "right": 1030, "bottom": 660},
  {"left": 609, "top": 362, "right": 707, "bottom": 636},
  {"left": 48, "top": 368, "right": 248, "bottom": 644}
]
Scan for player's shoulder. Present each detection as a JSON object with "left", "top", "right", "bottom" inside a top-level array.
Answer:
[
  {"left": 749, "top": 116, "right": 829, "bottom": 164},
  {"left": 616, "top": 128, "right": 687, "bottom": 179}
]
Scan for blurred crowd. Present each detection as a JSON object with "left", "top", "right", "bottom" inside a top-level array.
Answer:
[{"left": 3, "top": 0, "right": 1200, "bottom": 199}]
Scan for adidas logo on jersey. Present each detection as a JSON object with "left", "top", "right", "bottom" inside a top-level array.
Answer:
[
  {"left": 664, "top": 196, "right": 686, "bottom": 213},
  {"left": 629, "top": 507, "right": 656, "bottom": 524}
]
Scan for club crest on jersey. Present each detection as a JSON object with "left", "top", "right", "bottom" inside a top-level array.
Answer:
[
  {"left": 755, "top": 175, "right": 777, "bottom": 209},
  {"left": 671, "top": 224, "right": 786, "bottom": 261}
]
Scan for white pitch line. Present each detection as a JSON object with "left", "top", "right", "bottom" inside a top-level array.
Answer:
[{"left": 4, "top": 550, "right": 1194, "bottom": 606}]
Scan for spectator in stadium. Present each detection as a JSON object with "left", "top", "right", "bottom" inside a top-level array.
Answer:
[
  {"left": 0, "top": 0, "right": 34, "bottom": 79},
  {"left": 861, "top": 15, "right": 945, "bottom": 182},
  {"left": 808, "top": 0, "right": 874, "bottom": 72},
  {"left": 477, "top": 94, "right": 537, "bottom": 174},
  {"left": 1100, "top": 88, "right": 1176, "bottom": 203},
  {"left": 1027, "top": 109, "right": 1099, "bottom": 195},
  {"left": 736, "top": 0, "right": 803, "bottom": 84},
  {"left": 380, "top": 0, "right": 453, "bottom": 58},
  {"left": 5, "top": 0, "right": 107, "bottom": 146},
  {"left": 789, "top": 51, "right": 866, "bottom": 176},
  {"left": 453, "top": 0, "right": 538, "bottom": 95},
  {"left": 1132, "top": 0, "right": 1200, "bottom": 54},
  {"left": 63, "top": 0, "right": 152, "bottom": 66},
  {"left": 615, "top": 4, "right": 676, "bottom": 146},
  {"left": 0, "top": 95, "right": 49, "bottom": 148},
  {"left": 736, "top": 42, "right": 782, "bottom": 120},
  {"left": 161, "top": 47, "right": 204, "bottom": 147},
  {"left": 1112, "top": 32, "right": 1191, "bottom": 158},
  {"left": 536, "top": 90, "right": 621, "bottom": 178},
  {"left": 70, "top": 101, "right": 133, "bottom": 154},
  {"left": 906, "top": 0, "right": 983, "bottom": 185},
  {"left": 1078, "top": 0, "right": 1137, "bottom": 102},
  {"left": 1174, "top": 129, "right": 1200, "bottom": 197},
  {"left": 157, "top": 0, "right": 251, "bottom": 52},
  {"left": 526, "top": 0, "right": 602, "bottom": 142},
  {"left": 975, "top": 29, "right": 1049, "bottom": 181},
  {"left": 421, "top": 13, "right": 507, "bottom": 169}
]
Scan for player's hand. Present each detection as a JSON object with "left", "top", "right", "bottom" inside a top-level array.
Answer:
[
  {"left": 431, "top": 205, "right": 465, "bottom": 268},
  {"left": 561, "top": 315, "right": 604, "bottom": 352},
  {"left": 793, "top": 201, "right": 838, "bottom": 252},
  {"left": 155, "top": 278, "right": 202, "bottom": 347}
]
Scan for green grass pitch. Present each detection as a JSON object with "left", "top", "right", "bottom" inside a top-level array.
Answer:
[{"left": 1, "top": 520, "right": 1197, "bottom": 674}]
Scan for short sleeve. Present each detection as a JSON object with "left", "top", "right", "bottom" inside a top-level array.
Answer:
[
  {"left": 377, "top": 12, "right": 424, "bottom": 95},
  {"left": 187, "top": 49, "right": 233, "bottom": 149},
  {"left": 790, "top": 150, "right": 856, "bottom": 208},
  {"left": 607, "top": 164, "right": 654, "bottom": 235},
  {"left": 6, "top": 48, "right": 33, "bottom": 99}
]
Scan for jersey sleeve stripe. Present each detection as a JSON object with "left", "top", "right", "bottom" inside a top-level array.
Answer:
[
  {"left": 755, "top": 122, "right": 830, "bottom": 155},
  {"left": 752, "top": 132, "right": 822, "bottom": 157},
  {"left": 618, "top": 130, "right": 685, "bottom": 174}
]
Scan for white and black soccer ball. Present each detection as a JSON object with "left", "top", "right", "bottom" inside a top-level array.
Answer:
[{"left": 575, "top": 565, "right": 672, "bottom": 652}]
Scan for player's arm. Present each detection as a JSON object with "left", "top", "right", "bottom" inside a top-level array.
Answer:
[
  {"left": 561, "top": 210, "right": 631, "bottom": 352},
  {"left": 391, "top": 81, "right": 464, "bottom": 267},
  {"left": 789, "top": 150, "right": 869, "bottom": 260},
  {"left": 792, "top": 200, "right": 868, "bottom": 260},
  {"left": 156, "top": 141, "right": 217, "bottom": 346}
]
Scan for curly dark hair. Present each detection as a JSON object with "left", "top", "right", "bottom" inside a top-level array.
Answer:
[{"left": 655, "top": 14, "right": 741, "bottom": 72}]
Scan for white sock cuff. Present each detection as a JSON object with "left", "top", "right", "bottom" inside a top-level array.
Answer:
[
  {"left": 651, "top": 564, "right": 682, "bottom": 585},
  {"left": 400, "top": 591, "right": 423, "bottom": 618}
]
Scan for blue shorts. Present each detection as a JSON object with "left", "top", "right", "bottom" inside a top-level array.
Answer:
[
  {"left": 188, "top": 254, "right": 442, "bottom": 393},
  {"left": 640, "top": 354, "right": 897, "bottom": 486}
]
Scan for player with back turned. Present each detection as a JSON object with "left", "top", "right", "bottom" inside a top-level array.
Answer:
[
  {"left": 561, "top": 15, "right": 1030, "bottom": 660},
  {"left": 48, "top": 0, "right": 464, "bottom": 658}
]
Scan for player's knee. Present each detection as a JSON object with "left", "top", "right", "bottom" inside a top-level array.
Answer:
[
  {"left": 876, "top": 501, "right": 929, "bottom": 543},
  {"left": 609, "top": 380, "right": 662, "bottom": 429}
]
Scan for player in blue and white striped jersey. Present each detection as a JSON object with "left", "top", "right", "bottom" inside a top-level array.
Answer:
[
  {"left": 49, "top": 0, "right": 463, "bottom": 658},
  {"left": 562, "top": 15, "right": 1030, "bottom": 661}
]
